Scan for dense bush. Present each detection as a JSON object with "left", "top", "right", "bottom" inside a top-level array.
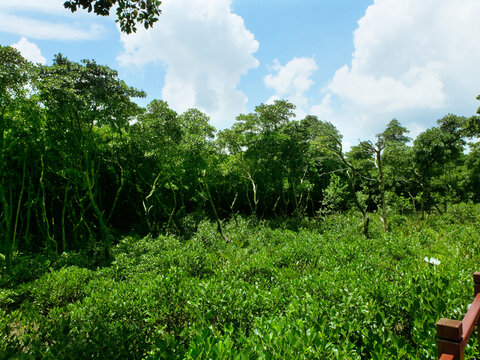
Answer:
[{"left": 1, "top": 212, "right": 480, "bottom": 359}]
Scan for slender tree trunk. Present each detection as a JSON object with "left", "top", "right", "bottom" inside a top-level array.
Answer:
[
  {"left": 201, "top": 174, "right": 230, "bottom": 242},
  {"left": 363, "top": 212, "right": 370, "bottom": 238},
  {"left": 0, "top": 112, "right": 11, "bottom": 270},
  {"left": 0, "top": 182, "right": 12, "bottom": 272},
  {"left": 143, "top": 173, "right": 161, "bottom": 233},
  {"left": 25, "top": 185, "right": 32, "bottom": 250},
  {"left": 247, "top": 173, "right": 258, "bottom": 216},
  {"left": 71, "top": 187, "right": 91, "bottom": 247},
  {"left": 323, "top": 133, "right": 371, "bottom": 237},
  {"left": 12, "top": 149, "right": 27, "bottom": 252},
  {"left": 433, "top": 202, "right": 444, "bottom": 216},
  {"left": 106, "top": 163, "right": 126, "bottom": 225},
  {"left": 272, "top": 196, "right": 281, "bottom": 218},
  {"left": 40, "top": 156, "right": 57, "bottom": 254},
  {"left": 420, "top": 194, "right": 425, "bottom": 220},
  {"left": 245, "top": 181, "right": 253, "bottom": 215},
  {"left": 376, "top": 149, "right": 387, "bottom": 232},
  {"left": 229, "top": 192, "right": 239, "bottom": 227},
  {"left": 347, "top": 171, "right": 370, "bottom": 238},
  {"left": 85, "top": 162, "right": 110, "bottom": 261},
  {"left": 61, "top": 185, "right": 68, "bottom": 252}
]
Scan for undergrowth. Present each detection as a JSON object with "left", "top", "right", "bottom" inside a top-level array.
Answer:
[{"left": 1, "top": 207, "right": 480, "bottom": 359}]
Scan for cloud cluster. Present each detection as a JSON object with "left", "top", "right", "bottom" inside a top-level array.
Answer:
[
  {"left": 264, "top": 57, "right": 318, "bottom": 117},
  {"left": 118, "top": 0, "right": 259, "bottom": 129},
  {"left": 328, "top": 0, "right": 480, "bottom": 110},
  {"left": 326, "top": 0, "right": 480, "bottom": 143},
  {"left": 12, "top": 37, "right": 46, "bottom": 64},
  {"left": 267, "top": 0, "right": 480, "bottom": 146},
  {"left": 0, "top": 0, "right": 105, "bottom": 40}
]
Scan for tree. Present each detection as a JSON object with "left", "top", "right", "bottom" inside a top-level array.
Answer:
[
  {"left": 0, "top": 46, "right": 36, "bottom": 271},
  {"left": 381, "top": 123, "right": 416, "bottom": 216},
  {"left": 37, "top": 54, "right": 145, "bottom": 260},
  {"left": 317, "top": 122, "right": 373, "bottom": 237},
  {"left": 413, "top": 115, "right": 466, "bottom": 216},
  {"left": 222, "top": 100, "right": 309, "bottom": 218},
  {"left": 130, "top": 100, "right": 182, "bottom": 234},
  {"left": 63, "top": 0, "right": 162, "bottom": 34},
  {"left": 322, "top": 173, "right": 350, "bottom": 214},
  {"left": 465, "top": 142, "right": 480, "bottom": 202},
  {"left": 463, "top": 95, "right": 480, "bottom": 200},
  {"left": 360, "top": 119, "right": 411, "bottom": 231}
]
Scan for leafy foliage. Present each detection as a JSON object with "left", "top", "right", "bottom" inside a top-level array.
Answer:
[
  {"left": 1, "top": 45, "right": 480, "bottom": 359},
  {"left": 1, "top": 212, "right": 480, "bottom": 358},
  {"left": 63, "top": 0, "right": 162, "bottom": 34}
]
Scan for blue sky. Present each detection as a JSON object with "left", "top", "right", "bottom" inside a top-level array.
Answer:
[{"left": 1, "top": 0, "right": 480, "bottom": 148}]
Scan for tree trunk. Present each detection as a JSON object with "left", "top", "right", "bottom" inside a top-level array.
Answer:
[
  {"left": 201, "top": 174, "right": 230, "bottom": 243},
  {"left": 376, "top": 149, "right": 387, "bottom": 232},
  {"left": 363, "top": 213, "right": 370, "bottom": 238},
  {"left": 347, "top": 171, "right": 370, "bottom": 238},
  {"left": 39, "top": 157, "right": 57, "bottom": 254},
  {"left": 0, "top": 183, "right": 12, "bottom": 272},
  {"left": 61, "top": 185, "right": 68, "bottom": 252},
  {"left": 13, "top": 150, "right": 27, "bottom": 252},
  {"left": 84, "top": 156, "right": 110, "bottom": 261}
]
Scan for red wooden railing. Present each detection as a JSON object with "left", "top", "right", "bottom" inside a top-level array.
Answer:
[{"left": 436, "top": 272, "right": 480, "bottom": 360}]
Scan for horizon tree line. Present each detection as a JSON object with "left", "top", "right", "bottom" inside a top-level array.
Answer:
[{"left": 1, "top": 46, "right": 479, "bottom": 269}]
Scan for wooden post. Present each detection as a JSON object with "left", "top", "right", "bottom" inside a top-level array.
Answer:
[
  {"left": 437, "top": 318, "right": 463, "bottom": 360},
  {"left": 474, "top": 272, "right": 480, "bottom": 296}
]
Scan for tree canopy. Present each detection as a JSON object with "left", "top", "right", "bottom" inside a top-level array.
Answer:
[
  {"left": 1, "top": 46, "right": 480, "bottom": 268},
  {"left": 63, "top": 0, "right": 162, "bottom": 33}
]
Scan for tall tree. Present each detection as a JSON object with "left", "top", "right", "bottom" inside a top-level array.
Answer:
[
  {"left": 223, "top": 100, "right": 307, "bottom": 218},
  {"left": 37, "top": 55, "right": 144, "bottom": 259},
  {"left": 130, "top": 100, "right": 182, "bottom": 234},
  {"left": 413, "top": 115, "right": 466, "bottom": 216},
  {"left": 463, "top": 95, "right": 480, "bottom": 201},
  {"left": 0, "top": 46, "right": 36, "bottom": 271},
  {"left": 317, "top": 122, "right": 373, "bottom": 237},
  {"left": 361, "top": 119, "right": 411, "bottom": 231}
]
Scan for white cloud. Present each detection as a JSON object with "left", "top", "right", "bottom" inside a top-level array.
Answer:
[
  {"left": 0, "top": 1, "right": 66, "bottom": 15},
  {"left": 408, "top": 122, "right": 427, "bottom": 142},
  {"left": 264, "top": 57, "right": 318, "bottom": 116},
  {"left": 329, "top": 62, "right": 445, "bottom": 112},
  {"left": 322, "top": 0, "right": 480, "bottom": 146},
  {"left": 310, "top": 94, "right": 333, "bottom": 120},
  {"left": 12, "top": 37, "right": 46, "bottom": 64},
  {"left": 0, "top": 0, "right": 106, "bottom": 40},
  {"left": 0, "top": 13, "right": 103, "bottom": 41},
  {"left": 117, "top": 0, "right": 259, "bottom": 129}
]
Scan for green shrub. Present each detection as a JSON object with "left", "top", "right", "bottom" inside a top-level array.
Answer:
[
  {"left": 31, "top": 266, "right": 93, "bottom": 311},
  {"left": 2, "top": 212, "right": 480, "bottom": 359}
]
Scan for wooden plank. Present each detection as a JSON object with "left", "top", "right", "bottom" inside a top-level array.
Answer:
[{"left": 461, "top": 293, "right": 480, "bottom": 347}]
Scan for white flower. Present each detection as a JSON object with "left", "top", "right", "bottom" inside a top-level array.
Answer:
[{"left": 424, "top": 256, "right": 441, "bottom": 266}]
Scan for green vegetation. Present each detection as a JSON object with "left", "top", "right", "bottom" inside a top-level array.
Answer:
[
  {"left": 2, "top": 46, "right": 480, "bottom": 358},
  {"left": 63, "top": 0, "right": 162, "bottom": 34},
  {"left": 2, "top": 209, "right": 480, "bottom": 359}
]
